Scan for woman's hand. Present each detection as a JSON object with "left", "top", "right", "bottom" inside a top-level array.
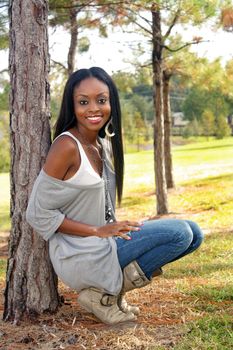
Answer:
[{"left": 96, "top": 220, "right": 142, "bottom": 240}]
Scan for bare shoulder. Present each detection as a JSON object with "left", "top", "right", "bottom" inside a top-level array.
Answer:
[{"left": 43, "top": 135, "right": 80, "bottom": 180}]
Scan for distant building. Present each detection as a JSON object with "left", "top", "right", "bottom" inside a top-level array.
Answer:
[{"left": 172, "top": 112, "right": 189, "bottom": 135}]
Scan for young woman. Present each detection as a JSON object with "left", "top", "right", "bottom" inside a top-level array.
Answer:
[{"left": 26, "top": 67, "right": 204, "bottom": 325}]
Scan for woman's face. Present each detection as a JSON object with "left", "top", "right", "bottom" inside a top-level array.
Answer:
[{"left": 73, "top": 77, "right": 111, "bottom": 135}]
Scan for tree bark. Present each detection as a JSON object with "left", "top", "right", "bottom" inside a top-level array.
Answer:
[
  {"left": 163, "top": 69, "right": 175, "bottom": 189},
  {"left": 4, "top": 0, "right": 59, "bottom": 323},
  {"left": 151, "top": 4, "right": 168, "bottom": 214},
  {"left": 67, "top": 6, "right": 78, "bottom": 76}
]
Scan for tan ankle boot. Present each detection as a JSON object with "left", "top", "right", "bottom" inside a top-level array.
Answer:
[
  {"left": 78, "top": 287, "right": 136, "bottom": 324},
  {"left": 118, "top": 261, "right": 162, "bottom": 315},
  {"left": 118, "top": 294, "right": 140, "bottom": 315}
]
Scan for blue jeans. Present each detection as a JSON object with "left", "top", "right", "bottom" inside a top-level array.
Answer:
[{"left": 116, "top": 219, "right": 204, "bottom": 279}]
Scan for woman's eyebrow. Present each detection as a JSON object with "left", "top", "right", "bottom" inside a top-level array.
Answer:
[
  {"left": 74, "top": 93, "right": 88, "bottom": 98},
  {"left": 74, "top": 91, "right": 109, "bottom": 98}
]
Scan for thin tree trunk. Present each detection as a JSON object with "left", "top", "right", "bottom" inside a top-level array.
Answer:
[
  {"left": 152, "top": 5, "right": 168, "bottom": 215},
  {"left": 67, "top": 7, "right": 78, "bottom": 76},
  {"left": 163, "top": 69, "right": 175, "bottom": 189},
  {"left": 4, "top": 0, "right": 59, "bottom": 323}
]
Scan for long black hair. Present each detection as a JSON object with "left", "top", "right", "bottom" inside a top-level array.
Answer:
[{"left": 54, "top": 67, "right": 124, "bottom": 203}]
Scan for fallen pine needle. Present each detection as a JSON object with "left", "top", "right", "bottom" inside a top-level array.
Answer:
[{"left": 72, "top": 316, "right": 76, "bottom": 326}]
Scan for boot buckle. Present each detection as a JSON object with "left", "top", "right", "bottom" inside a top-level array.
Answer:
[
  {"left": 133, "top": 276, "right": 147, "bottom": 288},
  {"left": 100, "top": 294, "right": 116, "bottom": 307}
]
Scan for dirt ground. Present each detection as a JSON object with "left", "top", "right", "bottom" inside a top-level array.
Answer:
[{"left": 0, "top": 234, "right": 197, "bottom": 350}]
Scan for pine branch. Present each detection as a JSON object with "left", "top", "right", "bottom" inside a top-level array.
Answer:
[
  {"left": 132, "top": 9, "right": 152, "bottom": 27},
  {"left": 138, "top": 62, "right": 152, "bottom": 68},
  {"left": 162, "top": 39, "right": 210, "bottom": 53},
  {"left": 50, "top": 1, "right": 127, "bottom": 10},
  {"left": 0, "top": 68, "right": 9, "bottom": 74},
  {"left": 163, "top": 8, "right": 181, "bottom": 41},
  {"left": 51, "top": 59, "right": 67, "bottom": 72},
  {"left": 121, "top": 5, "right": 153, "bottom": 35}
]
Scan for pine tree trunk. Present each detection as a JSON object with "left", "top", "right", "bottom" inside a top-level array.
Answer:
[
  {"left": 67, "top": 7, "right": 78, "bottom": 76},
  {"left": 4, "top": 0, "right": 59, "bottom": 323},
  {"left": 163, "top": 70, "right": 175, "bottom": 189},
  {"left": 152, "top": 5, "right": 168, "bottom": 215}
]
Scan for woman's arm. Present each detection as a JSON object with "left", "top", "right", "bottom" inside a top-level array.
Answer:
[
  {"left": 42, "top": 136, "right": 141, "bottom": 240},
  {"left": 57, "top": 217, "right": 141, "bottom": 240},
  {"left": 43, "top": 135, "right": 79, "bottom": 181}
]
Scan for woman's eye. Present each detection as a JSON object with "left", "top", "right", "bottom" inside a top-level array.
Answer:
[
  {"left": 80, "top": 100, "right": 88, "bottom": 105},
  {"left": 99, "top": 98, "right": 107, "bottom": 104}
]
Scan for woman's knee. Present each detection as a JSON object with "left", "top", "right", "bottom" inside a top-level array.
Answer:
[
  {"left": 172, "top": 220, "right": 194, "bottom": 248},
  {"left": 185, "top": 220, "right": 204, "bottom": 248}
]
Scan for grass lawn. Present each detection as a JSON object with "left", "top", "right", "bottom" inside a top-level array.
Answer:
[
  {"left": 0, "top": 137, "right": 232, "bottom": 349},
  {"left": 117, "top": 137, "right": 233, "bottom": 349}
]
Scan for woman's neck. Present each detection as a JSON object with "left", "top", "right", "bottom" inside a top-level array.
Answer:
[{"left": 72, "top": 126, "right": 99, "bottom": 146}]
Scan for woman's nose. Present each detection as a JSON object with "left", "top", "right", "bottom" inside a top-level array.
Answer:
[{"left": 88, "top": 100, "right": 100, "bottom": 112}]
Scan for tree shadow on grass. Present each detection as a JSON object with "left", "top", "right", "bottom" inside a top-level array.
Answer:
[{"left": 175, "top": 143, "right": 233, "bottom": 153}]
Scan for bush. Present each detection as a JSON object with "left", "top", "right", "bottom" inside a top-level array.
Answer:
[{"left": 215, "top": 114, "right": 231, "bottom": 139}]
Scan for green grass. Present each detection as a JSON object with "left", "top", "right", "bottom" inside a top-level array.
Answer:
[
  {"left": 0, "top": 172, "right": 10, "bottom": 232},
  {"left": 173, "top": 137, "right": 233, "bottom": 165},
  {"left": 173, "top": 315, "right": 233, "bottom": 350},
  {"left": 123, "top": 137, "right": 233, "bottom": 194},
  {"left": 119, "top": 137, "right": 233, "bottom": 349},
  {"left": 0, "top": 259, "right": 7, "bottom": 281}
]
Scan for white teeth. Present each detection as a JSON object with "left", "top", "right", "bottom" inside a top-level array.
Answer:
[{"left": 87, "top": 116, "right": 101, "bottom": 120}]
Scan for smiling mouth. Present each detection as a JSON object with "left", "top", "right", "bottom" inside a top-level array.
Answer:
[{"left": 86, "top": 116, "right": 103, "bottom": 123}]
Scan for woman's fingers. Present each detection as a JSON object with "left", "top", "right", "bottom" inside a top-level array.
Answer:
[
  {"left": 117, "top": 232, "right": 132, "bottom": 240},
  {"left": 122, "top": 220, "right": 143, "bottom": 227},
  {"left": 119, "top": 227, "right": 139, "bottom": 233},
  {"left": 118, "top": 223, "right": 141, "bottom": 233},
  {"left": 100, "top": 220, "right": 143, "bottom": 238}
]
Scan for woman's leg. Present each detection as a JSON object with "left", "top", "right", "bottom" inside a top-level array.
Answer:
[
  {"left": 116, "top": 219, "right": 195, "bottom": 279},
  {"left": 169, "top": 220, "right": 204, "bottom": 262}
]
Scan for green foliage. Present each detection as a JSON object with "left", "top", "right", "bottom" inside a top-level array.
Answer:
[
  {"left": 112, "top": 71, "right": 137, "bottom": 94},
  {"left": 121, "top": 96, "right": 153, "bottom": 145},
  {"left": 0, "top": 1, "right": 9, "bottom": 50},
  {"left": 0, "top": 33, "right": 8, "bottom": 50},
  {"left": 112, "top": 68, "right": 154, "bottom": 145},
  {"left": 200, "top": 109, "right": 215, "bottom": 138},
  {"left": 215, "top": 113, "right": 231, "bottom": 139},
  {"left": 182, "top": 119, "right": 201, "bottom": 138},
  {"left": 0, "top": 78, "right": 9, "bottom": 111},
  {"left": 48, "top": 0, "right": 122, "bottom": 61},
  {"left": 182, "top": 84, "right": 233, "bottom": 138},
  {"left": 170, "top": 76, "right": 188, "bottom": 113},
  {"left": 181, "top": 56, "right": 233, "bottom": 139},
  {"left": 0, "top": 113, "right": 10, "bottom": 173},
  {"left": 78, "top": 36, "right": 90, "bottom": 53}
]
